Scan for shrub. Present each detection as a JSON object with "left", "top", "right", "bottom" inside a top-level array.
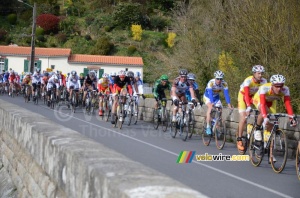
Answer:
[
  {"left": 37, "top": 35, "right": 46, "bottom": 42},
  {"left": 165, "top": 32, "right": 176, "bottom": 48},
  {"left": 56, "top": 33, "right": 67, "bottom": 43},
  {"left": 0, "top": 29, "right": 7, "bottom": 41},
  {"left": 104, "top": 26, "right": 112, "bottom": 32},
  {"left": 85, "top": 35, "right": 92, "bottom": 41},
  {"left": 90, "top": 36, "right": 114, "bottom": 55},
  {"left": 127, "top": 45, "right": 137, "bottom": 55},
  {"left": 131, "top": 24, "right": 142, "bottom": 41},
  {"left": 113, "top": 3, "right": 144, "bottom": 29},
  {"left": 35, "top": 27, "right": 44, "bottom": 36},
  {"left": 36, "top": 14, "right": 60, "bottom": 34},
  {"left": 7, "top": 14, "right": 17, "bottom": 25}
]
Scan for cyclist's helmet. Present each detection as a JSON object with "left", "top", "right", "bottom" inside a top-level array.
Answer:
[
  {"left": 110, "top": 72, "right": 117, "bottom": 77},
  {"left": 127, "top": 71, "right": 134, "bottom": 78},
  {"left": 15, "top": 72, "right": 18, "bottom": 75},
  {"left": 80, "top": 73, "right": 84, "bottom": 76},
  {"left": 118, "top": 70, "right": 126, "bottom": 77},
  {"left": 71, "top": 70, "right": 77, "bottom": 76},
  {"left": 10, "top": 70, "right": 14, "bottom": 74},
  {"left": 36, "top": 68, "right": 41, "bottom": 73},
  {"left": 160, "top": 74, "right": 169, "bottom": 81},
  {"left": 252, "top": 65, "right": 265, "bottom": 73},
  {"left": 102, "top": 73, "right": 109, "bottom": 78},
  {"left": 187, "top": 73, "right": 196, "bottom": 80},
  {"left": 135, "top": 71, "right": 141, "bottom": 77},
  {"left": 44, "top": 72, "right": 49, "bottom": 77},
  {"left": 27, "top": 72, "right": 32, "bottom": 76},
  {"left": 214, "top": 70, "right": 224, "bottom": 78},
  {"left": 89, "top": 71, "right": 96, "bottom": 78},
  {"left": 179, "top": 69, "right": 188, "bottom": 76},
  {"left": 270, "top": 74, "right": 285, "bottom": 85}
]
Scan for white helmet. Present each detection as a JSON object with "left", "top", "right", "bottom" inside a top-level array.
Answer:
[
  {"left": 187, "top": 73, "right": 196, "bottom": 80},
  {"left": 252, "top": 65, "right": 265, "bottom": 73},
  {"left": 118, "top": 70, "right": 126, "bottom": 77},
  {"left": 214, "top": 70, "right": 224, "bottom": 78},
  {"left": 270, "top": 74, "right": 285, "bottom": 85},
  {"left": 110, "top": 72, "right": 117, "bottom": 77},
  {"left": 135, "top": 71, "right": 141, "bottom": 77},
  {"left": 102, "top": 73, "right": 109, "bottom": 78}
]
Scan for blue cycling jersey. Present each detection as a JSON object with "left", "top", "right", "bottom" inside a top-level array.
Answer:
[{"left": 185, "top": 81, "right": 199, "bottom": 101}]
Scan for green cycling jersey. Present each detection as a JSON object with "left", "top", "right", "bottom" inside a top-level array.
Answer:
[{"left": 153, "top": 79, "right": 171, "bottom": 98}]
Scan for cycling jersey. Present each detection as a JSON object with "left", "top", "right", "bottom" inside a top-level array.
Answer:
[
  {"left": 113, "top": 76, "right": 132, "bottom": 95},
  {"left": 153, "top": 79, "right": 171, "bottom": 99},
  {"left": 253, "top": 83, "right": 294, "bottom": 118},
  {"left": 22, "top": 76, "right": 31, "bottom": 85},
  {"left": 98, "top": 78, "right": 110, "bottom": 92},
  {"left": 239, "top": 76, "right": 267, "bottom": 107},
  {"left": 32, "top": 72, "right": 42, "bottom": 84},
  {"left": 204, "top": 79, "right": 230, "bottom": 104},
  {"left": 67, "top": 75, "right": 81, "bottom": 90},
  {"left": 8, "top": 73, "right": 16, "bottom": 83},
  {"left": 172, "top": 77, "right": 193, "bottom": 95},
  {"left": 84, "top": 74, "right": 97, "bottom": 89},
  {"left": 185, "top": 80, "right": 200, "bottom": 101}
]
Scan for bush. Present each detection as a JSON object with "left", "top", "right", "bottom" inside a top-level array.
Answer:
[
  {"left": 37, "top": 35, "right": 46, "bottom": 42},
  {"left": 56, "top": 33, "right": 67, "bottom": 43},
  {"left": 85, "top": 34, "right": 92, "bottom": 41},
  {"left": 113, "top": 3, "right": 144, "bottom": 29},
  {"left": 104, "top": 26, "right": 112, "bottom": 32},
  {"left": 35, "top": 27, "right": 44, "bottom": 36},
  {"left": 36, "top": 14, "right": 60, "bottom": 34},
  {"left": 127, "top": 45, "right": 137, "bottom": 55},
  {"left": 90, "top": 36, "right": 114, "bottom": 55},
  {"left": 7, "top": 14, "right": 17, "bottom": 25},
  {"left": 0, "top": 29, "right": 7, "bottom": 41}
]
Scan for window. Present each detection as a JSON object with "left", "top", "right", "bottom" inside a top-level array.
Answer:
[
  {"left": 0, "top": 58, "right": 4, "bottom": 71},
  {"left": 51, "top": 65, "right": 55, "bottom": 69}
]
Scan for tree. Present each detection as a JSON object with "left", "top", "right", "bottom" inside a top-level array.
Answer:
[
  {"left": 113, "top": 3, "right": 144, "bottom": 29},
  {"left": 36, "top": 14, "right": 60, "bottom": 34},
  {"left": 131, "top": 24, "right": 142, "bottom": 41}
]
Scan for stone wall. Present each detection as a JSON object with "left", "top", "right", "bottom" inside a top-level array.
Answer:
[
  {"left": 138, "top": 98, "right": 300, "bottom": 158},
  {"left": 0, "top": 99, "right": 206, "bottom": 198}
]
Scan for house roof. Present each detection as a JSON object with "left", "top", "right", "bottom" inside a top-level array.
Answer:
[
  {"left": 68, "top": 54, "right": 143, "bottom": 66},
  {"left": 0, "top": 45, "right": 143, "bottom": 66},
  {"left": 0, "top": 45, "right": 71, "bottom": 56}
]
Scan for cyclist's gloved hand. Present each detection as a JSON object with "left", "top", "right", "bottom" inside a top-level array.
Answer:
[
  {"left": 246, "top": 106, "right": 251, "bottom": 113},
  {"left": 290, "top": 116, "right": 298, "bottom": 127},
  {"left": 199, "top": 100, "right": 203, "bottom": 107},
  {"left": 191, "top": 98, "right": 197, "bottom": 107},
  {"left": 263, "top": 117, "right": 269, "bottom": 128}
]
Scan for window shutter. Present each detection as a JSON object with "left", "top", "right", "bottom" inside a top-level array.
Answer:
[
  {"left": 83, "top": 68, "right": 89, "bottom": 76},
  {"left": 24, "top": 60, "right": 29, "bottom": 72},
  {"left": 37, "top": 60, "right": 41, "bottom": 70},
  {"left": 98, "top": 69, "right": 104, "bottom": 78},
  {"left": 4, "top": 59, "right": 8, "bottom": 71}
]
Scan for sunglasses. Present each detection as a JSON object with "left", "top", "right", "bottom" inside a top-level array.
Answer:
[
  {"left": 162, "top": 80, "right": 167, "bottom": 82},
  {"left": 216, "top": 78, "right": 223, "bottom": 80},
  {"left": 274, "top": 85, "right": 283, "bottom": 88},
  {"left": 180, "top": 75, "right": 187, "bottom": 78}
]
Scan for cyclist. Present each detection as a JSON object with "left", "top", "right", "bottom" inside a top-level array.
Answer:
[
  {"left": 21, "top": 72, "right": 32, "bottom": 98},
  {"left": 41, "top": 72, "right": 49, "bottom": 97},
  {"left": 153, "top": 74, "right": 171, "bottom": 110},
  {"left": 46, "top": 74, "right": 59, "bottom": 107},
  {"left": 203, "top": 70, "right": 233, "bottom": 135},
  {"left": 8, "top": 70, "right": 16, "bottom": 96},
  {"left": 98, "top": 73, "right": 110, "bottom": 116},
  {"left": 186, "top": 73, "right": 203, "bottom": 105},
  {"left": 67, "top": 70, "right": 81, "bottom": 107},
  {"left": 111, "top": 70, "right": 133, "bottom": 124},
  {"left": 171, "top": 69, "right": 197, "bottom": 122},
  {"left": 32, "top": 68, "right": 42, "bottom": 101},
  {"left": 82, "top": 70, "right": 98, "bottom": 107},
  {"left": 79, "top": 73, "right": 85, "bottom": 87},
  {"left": 252, "top": 74, "right": 297, "bottom": 158},
  {"left": 237, "top": 65, "right": 267, "bottom": 151}
]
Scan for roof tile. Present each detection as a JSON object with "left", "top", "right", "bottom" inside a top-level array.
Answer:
[{"left": 0, "top": 45, "right": 71, "bottom": 56}]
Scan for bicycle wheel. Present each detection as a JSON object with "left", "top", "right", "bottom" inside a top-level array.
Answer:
[
  {"left": 170, "top": 112, "right": 178, "bottom": 138},
  {"left": 181, "top": 115, "right": 189, "bottom": 141},
  {"left": 270, "top": 129, "right": 287, "bottom": 173},
  {"left": 296, "top": 144, "right": 300, "bottom": 180},
  {"left": 248, "top": 130, "right": 263, "bottom": 167},
  {"left": 118, "top": 105, "right": 124, "bottom": 129},
  {"left": 202, "top": 117, "right": 212, "bottom": 146},
  {"left": 133, "top": 102, "right": 138, "bottom": 125},
  {"left": 161, "top": 108, "right": 169, "bottom": 132},
  {"left": 214, "top": 118, "right": 226, "bottom": 150},
  {"left": 153, "top": 109, "right": 159, "bottom": 130},
  {"left": 71, "top": 92, "right": 76, "bottom": 113},
  {"left": 188, "top": 111, "right": 195, "bottom": 138},
  {"left": 126, "top": 105, "right": 133, "bottom": 126}
]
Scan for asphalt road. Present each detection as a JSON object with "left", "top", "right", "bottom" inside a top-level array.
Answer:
[{"left": 1, "top": 95, "right": 299, "bottom": 198}]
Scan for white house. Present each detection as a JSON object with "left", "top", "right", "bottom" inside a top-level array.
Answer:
[{"left": 0, "top": 45, "right": 143, "bottom": 78}]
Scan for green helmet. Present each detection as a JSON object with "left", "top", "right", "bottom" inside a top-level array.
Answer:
[{"left": 160, "top": 74, "right": 168, "bottom": 81}]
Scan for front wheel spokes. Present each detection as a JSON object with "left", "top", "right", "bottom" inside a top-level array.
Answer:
[
  {"left": 270, "top": 129, "right": 287, "bottom": 173},
  {"left": 170, "top": 112, "right": 178, "bottom": 138},
  {"left": 153, "top": 109, "right": 159, "bottom": 130},
  {"left": 188, "top": 111, "right": 195, "bottom": 139},
  {"left": 181, "top": 115, "right": 189, "bottom": 141},
  {"left": 161, "top": 108, "right": 169, "bottom": 132},
  {"left": 248, "top": 131, "right": 263, "bottom": 167},
  {"left": 202, "top": 117, "right": 212, "bottom": 146},
  {"left": 214, "top": 119, "right": 226, "bottom": 150}
]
